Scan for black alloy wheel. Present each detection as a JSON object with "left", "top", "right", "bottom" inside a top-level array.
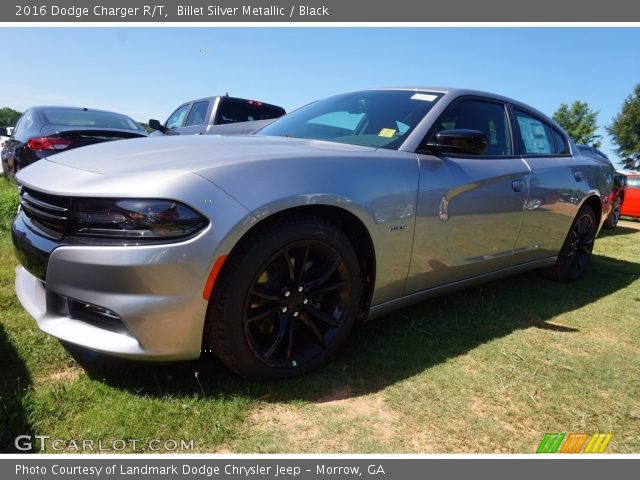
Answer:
[
  {"left": 244, "top": 240, "right": 352, "bottom": 369},
  {"left": 604, "top": 197, "right": 622, "bottom": 229},
  {"left": 208, "top": 215, "right": 362, "bottom": 379},
  {"left": 551, "top": 205, "right": 597, "bottom": 282}
]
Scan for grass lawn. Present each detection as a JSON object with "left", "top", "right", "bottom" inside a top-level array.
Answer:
[{"left": 0, "top": 178, "right": 638, "bottom": 453}]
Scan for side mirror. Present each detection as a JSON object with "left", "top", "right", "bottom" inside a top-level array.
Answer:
[
  {"left": 0, "top": 127, "right": 9, "bottom": 136},
  {"left": 148, "top": 119, "right": 166, "bottom": 133},
  {"left": 426, "top": 129, "right": 488, "bottom": 155}
]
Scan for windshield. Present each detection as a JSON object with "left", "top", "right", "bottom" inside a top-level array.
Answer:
[{"left": 257, "top": 90, "right": 442, "bottom": 149}]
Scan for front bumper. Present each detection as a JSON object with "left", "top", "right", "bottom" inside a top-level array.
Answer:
[{"left": 13, "top": 211, "right": 215, "bottom": 361}]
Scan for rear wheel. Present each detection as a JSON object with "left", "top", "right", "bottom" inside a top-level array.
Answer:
[
  {"left": 603, "top": 197, "right": 622, "bottom": 229},
  {"left": 548, "top": 205, "right": 597, "bottom": 282},
  {"left": 207, "top": 215, "right": 362, "bottom": 379}
]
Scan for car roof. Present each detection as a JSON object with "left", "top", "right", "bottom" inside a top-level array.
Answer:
[
  {"left": 350, "top": 87, "right": 562, "bottom": 130},
  {"left": 30, "top": 106, "right": 135, "bottom": 117},
  {"left": 181, "top": 96, "right": 285, "bottom": 110}
]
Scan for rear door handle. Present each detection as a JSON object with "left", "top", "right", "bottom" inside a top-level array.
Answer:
[
  {"left": 512, "top": 179, "right": 526, "bottom": 192},
  {"left": 574, "top": 171, "right": 584, "bottom": 182}
]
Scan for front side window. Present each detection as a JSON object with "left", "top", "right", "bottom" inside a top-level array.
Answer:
[
  {"left": 627, "top": 177, "right": 640, "bottom": 189},
  {"left": 258, "top": 90, "right": 442, "bottom": 149},
  {"left": 165, "top": 104, "right": 190, "bottom": 129},
  {"left": 431, "top": 99, "right": 512, "bottom": 156},
  {"left": 515, "top": 110, "right": 555, "bottom": 155}
]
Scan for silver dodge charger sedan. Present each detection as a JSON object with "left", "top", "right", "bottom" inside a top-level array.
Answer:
[{"left": 12, "top": 88, "right": 614, "bottom": 379}]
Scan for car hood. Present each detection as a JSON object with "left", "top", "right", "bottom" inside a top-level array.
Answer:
[{"left": 46, "top": 134, "right": 376, "bottom": 175}]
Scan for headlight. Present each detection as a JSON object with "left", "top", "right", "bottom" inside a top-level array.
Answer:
[{"left": 71, "top": 198, "right": 208, "bottom": 240}]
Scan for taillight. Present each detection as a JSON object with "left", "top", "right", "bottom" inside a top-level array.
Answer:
[
  {"left": 27, "top": 137, "right": 74, "bottom": 151},
  {"left": 247, "top": 100, "right": 263, "bottom": 106}
]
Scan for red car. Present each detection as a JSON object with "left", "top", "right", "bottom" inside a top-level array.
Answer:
[{"left": 620, "top": 172, "right": 640, "bottom": 219}]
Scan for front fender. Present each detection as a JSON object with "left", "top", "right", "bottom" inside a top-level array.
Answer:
[{"left": 204, "top": 151, "right": 421, "bottom": 305}]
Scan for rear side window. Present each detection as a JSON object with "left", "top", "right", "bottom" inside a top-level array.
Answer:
[
  {"left": 185, "top": 101, "right": 209, "bottom": 126},
  {"left": 433, "top": 99, "right": 512, "bottom": 156},
  {"left": 14, "top": 110, "right": 34, "bottom": 133},
  {"left": 628, "top": 177, "right": 640, "bottom": 189},
  {"left": 514, "top": 110, "right": 555, "bottom": 155},
  {"left": 216, "top": 100, "right": 285, "bottom": 125}
]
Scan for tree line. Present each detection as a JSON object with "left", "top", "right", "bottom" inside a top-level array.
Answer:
[
  {"left": 0, "top": 107, "right": 21, "bottom": 128},
  {"left": 552, "top": 84, "right": 640, "bottom": 170},
  {"left": 2, "top": 84, "right": 639, "bottom": 170}
]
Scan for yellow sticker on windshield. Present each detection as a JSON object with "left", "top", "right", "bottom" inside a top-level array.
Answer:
[{"left": 378, "top": 128, "right": 396, "bottom": 138}]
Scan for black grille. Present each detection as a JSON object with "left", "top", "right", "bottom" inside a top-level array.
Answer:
[{"left": 20, "top": 188, "right": 71, "bottom": 240}]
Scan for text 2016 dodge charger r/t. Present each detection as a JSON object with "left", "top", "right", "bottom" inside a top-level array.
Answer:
[{"left": 12, "top": 88, "right": 614, "bottom": 379}]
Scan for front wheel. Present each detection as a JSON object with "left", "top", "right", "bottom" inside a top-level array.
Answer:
[
  {"left": 207, "top": 215, "right": 362, "bottom": 379},
  {"left": 548, "top": 205, "right": 597, "bottom": 282}
]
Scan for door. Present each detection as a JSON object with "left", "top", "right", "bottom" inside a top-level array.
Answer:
[
  {"left": 621, "top": 175, "right": 640, "bottom": 217},
  {"left": 406, "top": 98, "right": 530, "bottom": 294},
  {"left": 510, "top": 108, "right": 583, "bottom": 264}
]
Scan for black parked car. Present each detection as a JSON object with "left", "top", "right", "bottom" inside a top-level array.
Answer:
[{"left": 0, "top": 106, "right": 147, "bottom": 179}]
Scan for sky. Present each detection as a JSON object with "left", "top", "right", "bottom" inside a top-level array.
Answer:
[{"left": 0, "top": 27, "right": 638, "bottom": 167}]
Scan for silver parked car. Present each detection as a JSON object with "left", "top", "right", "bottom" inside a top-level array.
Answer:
[{"left": 12, "top": 88, "right": 615, "bottom": 379}]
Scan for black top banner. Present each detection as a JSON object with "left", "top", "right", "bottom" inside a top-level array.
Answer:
[{"left": 2, "top": 0, "right": 639, "bottom": 22}]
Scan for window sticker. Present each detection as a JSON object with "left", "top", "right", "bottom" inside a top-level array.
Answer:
[
  {"left": 411, "top": 93, "right": 438, "bottom": 102},
  {"left": 378, "top": 128, "right": 397, "bottom": 138}
]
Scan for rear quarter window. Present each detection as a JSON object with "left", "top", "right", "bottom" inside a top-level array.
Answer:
[{"left": 552, "top": 129, "right": 569, "bottom": 154}]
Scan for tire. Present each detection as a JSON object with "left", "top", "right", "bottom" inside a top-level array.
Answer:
[
  {"left": 603, "top": 197, "right": 622, "bottom": 229},
  {"left": 547, "top": 205, "right": 597, "bottom": 283},
  {"left": 207, "top": 215, "right": 362, "bottom": 379}
]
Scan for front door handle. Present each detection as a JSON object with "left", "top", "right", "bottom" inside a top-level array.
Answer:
[{"left": 512, "top": 179, "right": 526, "bottom": 192}]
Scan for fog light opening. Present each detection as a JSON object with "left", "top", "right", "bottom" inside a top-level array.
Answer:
[{"left": 67, "top": 298, "right": 132, "bottom": 336}]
